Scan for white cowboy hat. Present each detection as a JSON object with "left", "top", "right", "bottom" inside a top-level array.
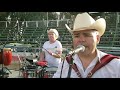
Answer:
[
  {"left": 47, "top": 29, "right": 59, "bottom": 39},
  {"left": 65, "top": 12, "right": 106, "bottom": 36}
]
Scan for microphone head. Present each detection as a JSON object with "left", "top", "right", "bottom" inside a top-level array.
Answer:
[
  {"left": 77, "top": 45, "right": 85, "bottom": 52},
  {"left": 68, "top": 45, "right": 85, "bottom": 55}
]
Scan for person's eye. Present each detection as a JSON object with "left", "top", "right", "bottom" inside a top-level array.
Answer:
[
  {"left": 83, "top": 33, "right": 93, "bottom": 37},
  {"left": 73, "top": 35, "right": 79, "bottom": 38}
]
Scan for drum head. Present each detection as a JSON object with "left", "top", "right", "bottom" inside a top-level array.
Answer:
[{"left": 3, "top": 48, "right": 11, "bottom": 51}]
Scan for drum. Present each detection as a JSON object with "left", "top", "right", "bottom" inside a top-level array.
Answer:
[
  {"left": 45, "top": 67, "right": 58, "bottom": 78},
  {"left": 36, "top": 60, "right": 48, "bottom": 67},
  {"left": 36, "top": 66, "right": 58, "bottom": 78},
  {"left": 0, "top": 48, "right": 12, "bottom": 66},
  {"left": 20, "top": 65, "right": 38, "bottom": 78}
]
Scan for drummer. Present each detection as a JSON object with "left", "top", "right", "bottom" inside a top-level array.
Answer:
[{"left": 39, "top": 29, "right": 63, "bottom": 68}]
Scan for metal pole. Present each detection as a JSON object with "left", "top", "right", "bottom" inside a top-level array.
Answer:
[
  {"left": 47, "top": 12, "right": 48, "bottom": 27},
  {"left": 112, "top": 12, "right": 119, "bottom": 47}
]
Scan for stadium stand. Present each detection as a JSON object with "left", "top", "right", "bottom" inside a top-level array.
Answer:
[{"left": 0, "top": 13, "right": 120, "bottom": 56}]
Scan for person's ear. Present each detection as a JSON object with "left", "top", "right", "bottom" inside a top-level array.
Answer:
[{"left": 96, "top": 35, "right": 100, "bottom": 44}]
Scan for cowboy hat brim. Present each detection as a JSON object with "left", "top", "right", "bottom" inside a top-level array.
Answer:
[
  {"left": 65, "top": 18, "right": 106, "bottom": 36},
  {"left": 65, "top": 12, "right": 106, "bottom": 36}
]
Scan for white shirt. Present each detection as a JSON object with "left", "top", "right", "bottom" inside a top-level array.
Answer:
[
  {"left": 53, "top": 50, "right": 120, "bottom": 78},
  {"left": 42, "top": 40, "right": 62, "bottom": 67}
]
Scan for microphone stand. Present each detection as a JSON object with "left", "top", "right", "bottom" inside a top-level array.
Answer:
[
  {"left": 60, "top": 58, "right": 65, "bottom": 78},
  {"left": 60, "top": 48, "right": 69, "bottom": 78},
  {"left": 1, "top": 48, "right": 4, "bottom": 78},
  {"left": 66, "top": 54, "right": 73, "bottom": 78}
]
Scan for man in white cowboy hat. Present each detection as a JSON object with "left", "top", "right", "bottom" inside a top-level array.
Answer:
[
  {"left": 39, "top": 29, "right": 63, "bottom": 68},
  {"left": 53, "top": 12, "right": 120, "bottom": 78}
]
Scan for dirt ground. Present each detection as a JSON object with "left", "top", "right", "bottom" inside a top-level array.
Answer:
[
  {"left": 0, "top": 60, "right": 22, "bottom": 78},
  {"left": 5, "top": 60, "right": 22, "bottom": 70}
]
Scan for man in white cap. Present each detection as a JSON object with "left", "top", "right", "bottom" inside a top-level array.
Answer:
[
  {"left": 53, "top": 12, "right": 120, "bottom": 78},
  {"left": 39, "top": 29, "right": 63, "bottom": 68}
]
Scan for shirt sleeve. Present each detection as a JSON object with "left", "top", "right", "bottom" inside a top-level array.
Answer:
[
  {"left": 42, "top": 42, "right": 47, "bottom": 52},
  {"left": 56, "top": 41, "right": 63, "bottom": 52}
]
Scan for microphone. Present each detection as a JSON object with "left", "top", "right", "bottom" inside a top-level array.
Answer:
[{"left": 68, "top": 45, "right": 85, "bottom": 55}]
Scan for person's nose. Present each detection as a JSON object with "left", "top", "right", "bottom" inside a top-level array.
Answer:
[{"left": 78, "top": 34, "right": 85, "bottom": 42}]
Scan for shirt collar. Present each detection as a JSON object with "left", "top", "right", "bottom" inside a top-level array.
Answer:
[
  {"left": 96, "top": 49, "right": 108, "bottom": 63},
  {"left": 73, "top": 49, "right": 101, "bottom": 64},
  {"left": 96, "top": 49, "right": 101, "bottom": 63}
]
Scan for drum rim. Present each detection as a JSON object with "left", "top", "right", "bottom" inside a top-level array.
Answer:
[{"left": 3, "top": 48, "right": 11, "bottom": 51}]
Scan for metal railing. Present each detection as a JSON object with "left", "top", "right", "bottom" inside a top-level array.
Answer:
[{"left": 0, "top": 19, "right": 70, "bottom": 29}]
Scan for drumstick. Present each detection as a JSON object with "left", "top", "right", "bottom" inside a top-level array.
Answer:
[
  {"left": 42, "top": 47, "right": 61, "bottom": 58},
  {"left": 42, "top": 47, "right": 50, "bottom": 53},
  {"left": 42, "top": 47, "right": 54, "bottom": 56}
]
